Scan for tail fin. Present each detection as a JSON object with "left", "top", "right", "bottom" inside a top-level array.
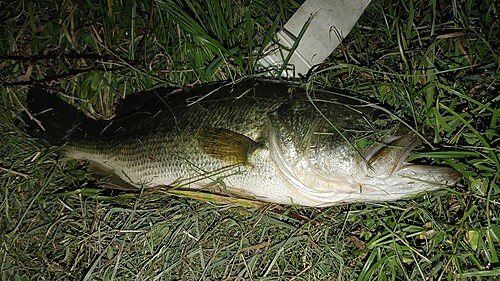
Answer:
[{"left": 24, "top": 87, "right": 81, "bottom": 146}]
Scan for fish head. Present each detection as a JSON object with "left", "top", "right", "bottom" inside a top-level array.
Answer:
[
  {"left": 267, "top": 97, "right": 461, "bottom": 205},
  {"left": 358, "top": 133, "right": 461, "bottom": 200}
]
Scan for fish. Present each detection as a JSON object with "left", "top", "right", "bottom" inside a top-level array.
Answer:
[{"left": 24, "top": 78, "right": 461, "bottom": 207}]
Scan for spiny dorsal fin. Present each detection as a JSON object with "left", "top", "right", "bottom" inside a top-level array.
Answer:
[{"left": 196, "top": 127, "right": 259, "bottom": 165}]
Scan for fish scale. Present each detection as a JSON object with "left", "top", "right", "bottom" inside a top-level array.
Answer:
[{"left": 66, "top": 94, "right": 284, "bottom": 191}]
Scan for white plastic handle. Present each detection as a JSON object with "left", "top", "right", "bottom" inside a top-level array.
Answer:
[{"left": 259, "top": 0, "right": 372, "bottom": 77}]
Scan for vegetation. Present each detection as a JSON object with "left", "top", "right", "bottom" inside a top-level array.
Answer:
[{"left": 1, "top": 0, "right": 498, "bottom": 279}]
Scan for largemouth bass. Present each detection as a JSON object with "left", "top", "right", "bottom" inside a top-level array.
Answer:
[{"left": 25, "top": 79, "right": 461, "bottom": 207}]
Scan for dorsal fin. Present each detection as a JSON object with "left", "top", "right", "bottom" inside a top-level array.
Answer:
[{"left": 113, "top": 86, "right": 179, "bottom": 118}]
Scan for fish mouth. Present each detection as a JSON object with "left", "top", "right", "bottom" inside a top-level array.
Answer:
[{"left": 362, "top": 133, "right": 462, "bottom": 192}]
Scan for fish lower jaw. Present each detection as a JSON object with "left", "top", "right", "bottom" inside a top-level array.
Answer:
[
  {"left": 351, "top": 174, "right": 452, "bottom": 200},
  {"left": 276, "top": 170, "right": 453, "bottom": 206}
]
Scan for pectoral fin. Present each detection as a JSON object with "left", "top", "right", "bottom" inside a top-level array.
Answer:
[{"left": 196, "top": 127, "right": 259, "bottom": 165}]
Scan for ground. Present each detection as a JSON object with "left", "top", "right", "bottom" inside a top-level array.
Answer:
[{"left": 0, "top": 0, "right": 499, "bottom": 279}]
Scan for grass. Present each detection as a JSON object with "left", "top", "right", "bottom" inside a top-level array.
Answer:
[{"left": 1, "top": 0, "right": 499, "bottom": 279}]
